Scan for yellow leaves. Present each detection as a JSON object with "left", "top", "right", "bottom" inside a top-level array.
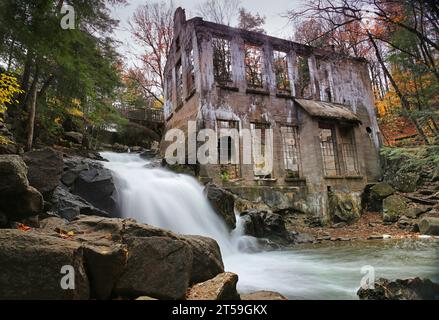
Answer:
[
  {"left": 56, "top": 227, "right": 75, "bottom": 239},
  {"left": 54, "top": 116, "right": 62, "bottom": 125},
  {"left": 66, "top": 107, "right": 84, "bottom": 118},
  {"left": 0, "top": 135, "right": 13, "bottom": 145},
  {"left": 0, "top": 73, "right": 23, "bottom": 122}
]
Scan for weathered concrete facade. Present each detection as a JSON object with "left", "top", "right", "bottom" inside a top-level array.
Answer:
[{"left": 163, "top": 8, "right": 382, "bottom": 223}]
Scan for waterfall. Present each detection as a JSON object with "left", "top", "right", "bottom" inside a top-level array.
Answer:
[
  {"left": 100, "top": 152, "right": 439, "bottom": 299},
  {"left": 101, "top": 152, "right": 239, "bottom": 255}
]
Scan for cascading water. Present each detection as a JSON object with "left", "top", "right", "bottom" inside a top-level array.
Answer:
[
  {"left": 101, "top": 152, "right": 439, "bottom": 299},
  {"left": 101, "top": 152, "right": 241, "bottom": 255}
]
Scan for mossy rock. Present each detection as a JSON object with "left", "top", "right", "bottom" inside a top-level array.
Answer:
[
  {"left": 383, "top": 195, "right": 408, "bottom": 223},
  {"left": 371, "top": 183, "right": 395, "bottom": 199},
  {"left": 386, "top": 171, "right": 420, "bottom": 193},
  {"left": 329, "top": 191, "right": 361, "bottom": 224}
]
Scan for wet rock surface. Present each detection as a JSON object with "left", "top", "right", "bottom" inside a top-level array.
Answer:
[
  {"left": 23, "top": 148, "right": 64, "bottom": 199},
  {"left": 358, "top": 278, "right": 439, "bottom": 300},
  {"left": 0, "top": 155, "right": 44, "bottom": 222},
  {"left": 0, "top": 215, "right": 225, "bottom": 300},
  {"left": 186, "top": 272, "right": 240, "bottom": 300},
  {"left": 241, "top": 210, "right": 291, "bottom": 244},
  {"left": 205, "top": 183, "right": 236, "bottom": 229}
]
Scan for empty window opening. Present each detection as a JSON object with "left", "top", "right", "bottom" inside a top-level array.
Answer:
[
  {"left": 175, "top": 60, "right": 183, "bottom": 108},
  {"left": 325, "top": 87, "right": 332, "bottom": 102},
  {"left": 273, "top": 51, "right": 291, "bottom": 92},
  {"left": 251, "top": 122, "right": 272, "bottom": 178},
  {"left": 319, "top": 123, "right": 341, "bottom": 176},
  {"left": 281, "top": 126, "right": 301, "bottom": 178},
  {"left": 296, "top": 56, "right": 311, "bottom": 98},
  {"left": 339, "top": 127, "right": 359, "bottom": 175},
  {"left": 186, "top": 45, "right": 195, "bottom": 95},
  {"left": 245, "top": 45, "right": 264, "bottom": 88},
  {"left": 212, "top": 37, "right": 232, "bottom": 83},
  {"left": 166, "top": 72, "right": 173, "bottom": 101},
  {"left": 217, "top": 120, "right": 240, "bottom": 180}
]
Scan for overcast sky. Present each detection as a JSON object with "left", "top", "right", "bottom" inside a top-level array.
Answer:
[{"left": 110, "top": 0, "right": 303, "bottom": 65}]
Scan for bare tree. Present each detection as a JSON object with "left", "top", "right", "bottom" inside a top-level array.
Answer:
[
  {"left": 238, "top": 8, "right": 266, "bottom": 33},
  {"left": 196, "top": 0, "right": 241, "bottom": 26},
  {"left": 129, "top": 1, "right": 175, "bottom": 105},
  {"left": 287, "top": 0, "right": 435, "bottom": 144}
]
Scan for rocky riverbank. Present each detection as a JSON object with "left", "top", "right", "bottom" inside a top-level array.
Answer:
[{"left": 0, "top": 148, "right": 287, "bottom": 300}]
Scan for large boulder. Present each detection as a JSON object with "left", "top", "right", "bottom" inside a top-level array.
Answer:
[
  {"left": 385, "top": 170, "right": 420, "bottom": 193},
  {"left": 358, "top": 278, "right": 439, "bottom": 300},
  {"left": 0, "top": 155, "right": 44, "bottom": 221},
  {"left": 23, "top": 148, "right": 64, "bottom": 199},
  {"left": 68, "top": 216, "right": 223, "bottom": 300},
  {"left": 186, "top": 272, "right": 240, "bottom": 300},
  {"left": 364, "top": 183, "right": 395, "bottom": 212},
  {"left": 383, "top": 195, "right": 408, "bottom": 223},
  {"left": 0, "top": 215, "right": 226, "bottom": 300},
  {"left": 328, "top": 191, "right": 361, "bottom": 224},
  {"left": 180, "top": 235, "right": 224, "bottom": 285},
  {"left": 51, "top": 186, "right": 109, "bottom": 221},
  {"left": 114, "top": 236, "right": 193, "bottom": 299},
  {"left": 205, "top": 184, "right": 236, "bottom": 229},
  {"left": 241, "top": 210, "right": 290, "bottom": 244},
  {"left": 419, "top": 217, "right": 439, "bottom": 236},
  {"left": 0, "top": 155, "right": 28, "bottom": 193},
  {"left": 72, "top": 167, "right": 117, "bottom": 215},
  {"left": 0, "top": 229, "right": 90, "bottom": 299}
]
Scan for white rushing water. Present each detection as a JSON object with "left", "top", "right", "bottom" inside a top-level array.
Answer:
[{"left": 101, "top": 152, "right": 439, "bottom": 299}]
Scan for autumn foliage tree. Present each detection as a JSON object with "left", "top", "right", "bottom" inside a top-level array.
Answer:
[
  {"left": 288, "top": 0, "right": 439, "bottom": 145},
  {"left": 129, "top": 1, "right": 175, "bottom": 106}
]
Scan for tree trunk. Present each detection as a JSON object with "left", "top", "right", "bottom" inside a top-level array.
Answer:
[
  {"left": 368, "top": 33, "right": 430, "bottom": 144},
  {"left": 26, "top": 67, "right": 39, "bottom": 151}
]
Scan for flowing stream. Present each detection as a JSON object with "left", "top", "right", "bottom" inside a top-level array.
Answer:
[{"left": 101, "top": 152, "right": 439, "bottom": 299}]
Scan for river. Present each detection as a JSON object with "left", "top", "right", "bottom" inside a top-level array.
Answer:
[{"left": 101, "top": 152, "right": 439, "bottom": 300}]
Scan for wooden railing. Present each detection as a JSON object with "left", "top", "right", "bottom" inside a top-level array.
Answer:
[{"left": 127, "top": 108, "right": 164, "bottom": 123}]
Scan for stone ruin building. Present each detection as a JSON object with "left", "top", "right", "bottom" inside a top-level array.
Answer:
[{"left": 162, "top": 8, "right": 382, "bottom": 224}]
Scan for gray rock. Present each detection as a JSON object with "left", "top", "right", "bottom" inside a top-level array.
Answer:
[
  {"left": 0, "top": 155, "right": 28, "bottom": 193},
  {"left": 51, "top": 186, "right": 109, "bottom": 220},
  {"left": 419, "top": 217, "right": 439, "bottom": 236},
  {"left": 358, "top": 278, "right": 439, "bottom": 300},
  {"left": 405, "top": 207, "right": 430, "bottom": 219},
  {"left": 23, "top": 148, "right": 63, "bottom": 199},
  {"left": 241, "top": 210, "right": 290, "bottom": 244},
  {"left": 114, "top": 236, "right": 193, "bottom": 299},
  {"left": 371, "top": 183, "right": 395, "bottom": 199},
  {"left": 205, "top": 184, "right": 236, "bottom": 229},
  {"left": 383, "top": 195, "right": 408, "bottom": 223},
  {"left": 180, "top": 235, "right": 224, "bottom": 285},
  {"left": 328, "top": 191, "right": 361, "bottom": 224},
  {"left": 82, "top": 243, "right": 127, "bottom": 300},
  {"left": 186, "top": 272, "right": 240, "bottom": 300},
  {"left": 0, "top": 229, "right": 90, "bottom": 299},
  {"left": 73, "top": 167, "right": 117, "bottom": 215}
]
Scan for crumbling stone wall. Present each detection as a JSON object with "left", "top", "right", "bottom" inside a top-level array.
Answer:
[{"left": 162, "top": 8, "right": 382, "bottom": 222}]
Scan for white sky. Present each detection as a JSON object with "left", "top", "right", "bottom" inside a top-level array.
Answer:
[{"left": 110, "top": 0, "right": 304, "bottom": 65}]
